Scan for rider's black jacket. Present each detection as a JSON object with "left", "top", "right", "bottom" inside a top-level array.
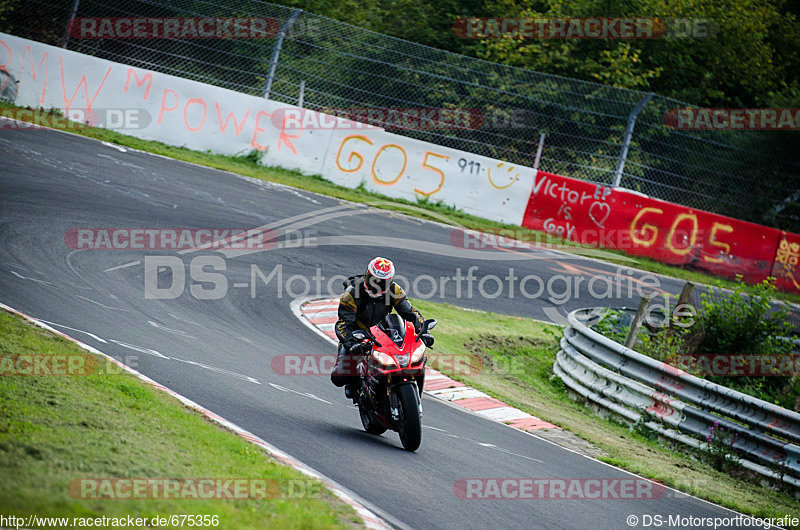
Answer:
[{"left": 335, "top": 276, "right": 424, "bottom": 349}]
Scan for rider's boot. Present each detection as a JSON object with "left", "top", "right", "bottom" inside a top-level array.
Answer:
[{"left": 330, "top": 344, "right": 350, "bottom": 387}]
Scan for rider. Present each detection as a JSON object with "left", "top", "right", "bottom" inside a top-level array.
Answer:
[{"left": 330, "top": 257, "right": 433, "bottom": 398}]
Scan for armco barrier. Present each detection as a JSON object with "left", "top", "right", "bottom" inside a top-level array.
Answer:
[
  {"left": 553, "top": 308, "right": 800, "bottom": 487},
  {"left": 2, "top": 31, "right": 800, "bottom": 291}
]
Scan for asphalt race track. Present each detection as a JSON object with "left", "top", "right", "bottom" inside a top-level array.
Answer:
[{"left": 0, "top": 126, "right": 753, "bottom": 528}]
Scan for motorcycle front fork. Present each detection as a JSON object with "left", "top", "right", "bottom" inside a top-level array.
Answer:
[
  {"left": 389, "top": 383, "right": 423, "bottom": 422},
  {"left": 389, "top": 389, "right": 400, "bottom": 422}
]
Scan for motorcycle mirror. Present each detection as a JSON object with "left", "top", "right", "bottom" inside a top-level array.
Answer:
[
  {"left": 425, "top": 319, "right": 437, "bottom": 331},
  {"left": 352, "top": 330, "right": 368, "bottom": 340}
]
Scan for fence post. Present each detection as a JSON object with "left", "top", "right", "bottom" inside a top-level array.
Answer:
[
  {"left": 624, "top": 294, "right": 653, "bottom": 349},
  {"left": 262, "top": 8, "right": 303, "bottom": 99},
  {"left": 60, "top": 0, "right": 81, "bottom": 48},
  {"left": 612, "top": 92, "right": 653, "bottom": 188},
  {"left": 297, "top": 80, "right": 305, "bottom": 108},
  {"left": 532, "top": 132, "right": 545, "bottom": 176}
]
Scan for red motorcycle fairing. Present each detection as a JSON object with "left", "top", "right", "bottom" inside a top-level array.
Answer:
[{"left": 368, "top": 321, "right": 425, "bottom": 375}]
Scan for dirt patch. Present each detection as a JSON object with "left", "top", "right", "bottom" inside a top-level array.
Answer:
[
  {"left": 464, "top": 334, "right": 550, "bottom": 357},
  {"left": 534, "top": 429, "right": 609, "bottom": 459}
]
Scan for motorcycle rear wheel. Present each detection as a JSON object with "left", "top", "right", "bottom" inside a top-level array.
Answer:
[{"left": 359, "top": 400, "right": 388, "bottom": 435}]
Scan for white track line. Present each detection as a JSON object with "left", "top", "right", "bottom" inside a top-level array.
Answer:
[{"left": 0, "top": 301, "right": 393, "bottom": 530}]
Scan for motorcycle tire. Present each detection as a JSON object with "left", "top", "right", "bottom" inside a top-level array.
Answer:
[
  {"left": 396, "top": 383, "right": 422, "bottom": 451},
  {"left": 359, "top": 400, "right": 387, "bottom": 435}
]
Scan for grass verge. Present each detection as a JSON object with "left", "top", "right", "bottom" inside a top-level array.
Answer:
[
  {"left": 412, "top": 298, "right": 800, "bottom": 525},
  {"left": 2, "top": 101, "right": 798, "bottom": 305},
  {"left": 0, "top": 309, "right": 359, "bottom": 528}
]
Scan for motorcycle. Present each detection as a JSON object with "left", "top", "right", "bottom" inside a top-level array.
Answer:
[{"left": 350, "top": 315, "right": 437, "bottom": 451}]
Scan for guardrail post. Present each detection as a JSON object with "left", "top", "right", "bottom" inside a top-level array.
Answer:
[
  {"left": 262, "top": 8, "right": 303, "bottom": 100},
  {"left": 624, "top": 294, "right": 653, "bottom": 349},
  {"left": 612, "top": 92, "right": 653, "bottom": 188},
  {"left": 670, "top": 281, "right": 695, "bottom": 329}
]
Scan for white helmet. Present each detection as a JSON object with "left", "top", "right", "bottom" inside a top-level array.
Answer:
[{"left": 363, "top": 257, "right": 395, "bottom": 297}]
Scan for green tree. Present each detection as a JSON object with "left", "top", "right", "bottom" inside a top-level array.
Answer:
[{"left": 469, "top": 0, "right": 800, "bottom": 108}]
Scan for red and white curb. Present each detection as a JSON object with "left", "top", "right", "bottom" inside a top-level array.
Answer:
[
  {"left": 295, "top": 297, "right": 558, "bottom": 432},
  {"left": 0, "top": 302, "right": 389, "bottom": 530}
]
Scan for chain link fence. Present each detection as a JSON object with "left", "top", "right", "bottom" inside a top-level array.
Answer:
[{"left": 3, "top": 0, "right": 799, "bottom": 231}]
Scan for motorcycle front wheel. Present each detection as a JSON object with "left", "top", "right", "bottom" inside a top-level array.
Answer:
[{"left": 395, "top": 383, "right": 422, "bottom": 451}]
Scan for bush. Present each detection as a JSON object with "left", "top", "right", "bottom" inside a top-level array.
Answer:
[
  {"left": 695, "top": 279, "right": 793, "bottom": 359},
  {"left": 592, "top": 309, "right": 629, "bottom": 344},
  {"left": 704, "top": 420, "right": 740, "bottom": 472},
  {"left": 694, "top": 278, "right": 799, "bottom": 411},
  {"left": 591, "top": 279, "right": 800, "bottom": 411}
]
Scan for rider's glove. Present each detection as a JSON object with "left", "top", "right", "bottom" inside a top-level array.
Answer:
[
  {"left": 421, "top": 333, "right": 434, "bottom": 348},
  {"left": 348, "top": 341, "right": 370, "bottom": 355}
]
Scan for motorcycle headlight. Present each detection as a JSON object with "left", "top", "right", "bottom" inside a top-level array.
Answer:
[
  {"left": 410, "top": 343, "right": 426, "bottom": 364},
  {"left": 371, "top": 351, "right": 397, "bottom": 367}
]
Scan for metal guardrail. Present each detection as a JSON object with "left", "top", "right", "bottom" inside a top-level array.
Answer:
[{"left": 553, "top": 308, "right": 800, "bottom": 488}]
